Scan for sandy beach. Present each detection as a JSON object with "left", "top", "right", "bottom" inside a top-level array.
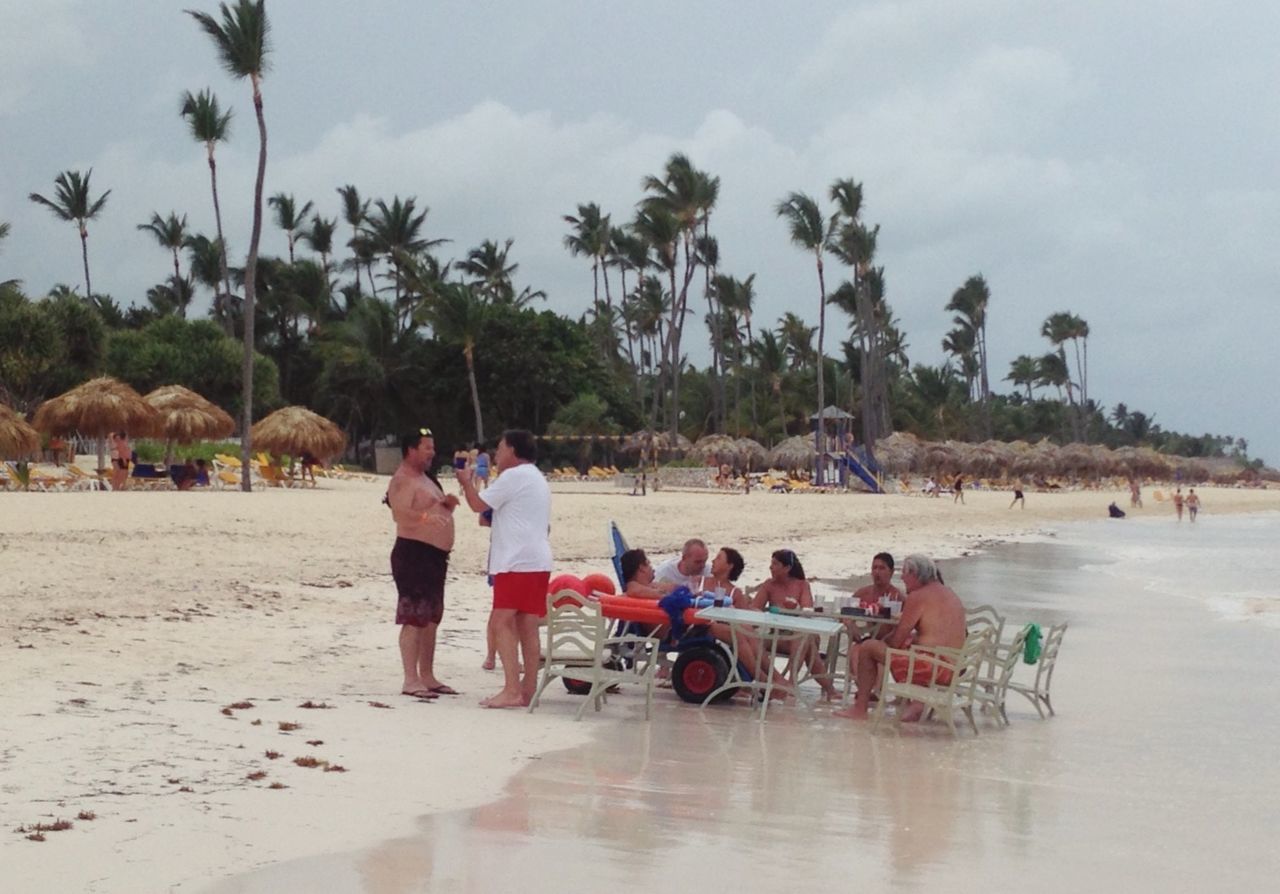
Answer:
[{"left": 2, "top": 476, "right": 1277, "bottom": 891}]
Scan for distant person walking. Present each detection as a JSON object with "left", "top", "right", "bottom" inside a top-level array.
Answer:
[
  {"left": 953, "top": 475, "right": 965, "bottom": 504},
  {"left": 1129, "top": 478, "right": 1143, "bottom": 508},
  {"left": 458, "top": 429, "right": 552, "bottom": 709},
  {"left": 386, "top": 428, "right": 460, "bottom": 700},
  {"left": 1173, "top": 487, "right": 1185, "bottom": 521},
  {"left": 1009, "top": 485, "right": 1025, "bottom": 509},
  {"left": 110, "top": 431, "right": 131, "bottom": 491},
  {"left": 1186, "top": 488, "right": 1200, "bottom": 522}
]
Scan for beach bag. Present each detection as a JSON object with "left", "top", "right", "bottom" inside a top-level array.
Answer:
[{"left": 1022, "top": 623, "right": 1042, "bottom": 664}]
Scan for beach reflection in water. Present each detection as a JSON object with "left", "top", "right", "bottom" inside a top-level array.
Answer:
[{"left": 215, "top": 519, "right": 1280, "bottom": 893}]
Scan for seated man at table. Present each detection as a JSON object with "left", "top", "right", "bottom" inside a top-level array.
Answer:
[
  {"left": 652, "top": 538, "right": 711, "bottom": 589},
  {"left": 853, "top": 552, "right": 903, "bottom": 609},
  {"left": 835, "top": 553, "right": 966, "bottom": 722}
]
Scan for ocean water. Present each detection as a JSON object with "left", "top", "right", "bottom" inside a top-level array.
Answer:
[{"left": 212, "top": 513, "right": 1280, "bottom": 894}]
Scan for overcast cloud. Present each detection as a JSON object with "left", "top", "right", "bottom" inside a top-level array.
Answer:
[{"left": 1, "top": 0, "right": 1276, "bottom": 461}]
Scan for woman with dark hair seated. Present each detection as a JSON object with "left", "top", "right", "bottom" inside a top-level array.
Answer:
[
  {"left": 622, "top": 547, "right": 782, "bottom": 695},
  {"left": 751, "top": 548, "right": 838, "bottom": 700}
]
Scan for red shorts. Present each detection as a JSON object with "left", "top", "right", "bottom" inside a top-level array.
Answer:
[
  {"left": 890, "top": 651, "right": 954, "bottom": 687},
  {"left": 492, "top": 571, "right": 551, "bottom": 616}
]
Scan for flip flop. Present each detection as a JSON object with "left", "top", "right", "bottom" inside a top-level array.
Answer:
[
  {"left": 401, "top": 689, "right": 438, "bottom": 700},
  {"left": 428, "top": 685, "right": 460, "bottom": 696}
]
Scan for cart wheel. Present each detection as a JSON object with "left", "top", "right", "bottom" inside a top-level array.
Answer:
[
  {"left": 671, "top": 647, "right": 731, "bottom": 704},
  {"left": 563, "top": 677, "right": 592, "bottom": 695}
]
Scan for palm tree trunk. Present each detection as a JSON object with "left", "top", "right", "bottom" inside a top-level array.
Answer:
[
  {"left": 465, "top": 347, "right": 484, "bottom": 443},
  {"left": 79, "top": 226, "right": 92, "bottom": 298},
  {"left": 814, "top": 252, "right": 827, "bottom": 484},
  {"left": 240, "top": 74, "right": 268, "bottom": 493},
  {"left": 208, "top": 148, "right": 235, "bottom": 336}
]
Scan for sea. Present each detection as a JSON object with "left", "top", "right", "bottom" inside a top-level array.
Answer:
[{"left": 211, "top": 512, "right": 1280, "bottom": 893}]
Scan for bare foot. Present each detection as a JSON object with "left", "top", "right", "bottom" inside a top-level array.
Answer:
[
  {"left": 481, "top": 657, "right": 496, "bottom": 671},
  {"left": 481, "top": 692, "right": 524, "bottom": 709},
  {"left": 898, "top": 702, "right": 925, "bottom": 723},
  {"left": 833, "top": 704, "right": 869, "bottom": 719}
]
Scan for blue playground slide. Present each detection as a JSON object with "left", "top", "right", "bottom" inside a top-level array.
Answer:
[{"left": 839, "top": 452, "right": 882, "bottom": 493}]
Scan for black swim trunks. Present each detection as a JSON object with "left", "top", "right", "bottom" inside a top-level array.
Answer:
[{"left": 390, "top": 537, "right": 449, "bottom": 626}]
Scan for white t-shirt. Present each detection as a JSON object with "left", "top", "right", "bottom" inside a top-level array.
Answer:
[
  {"left": 481, "top": 462, "right": 552, "bottom": 573},
  {"left": 654, "top": 557, "right": 710, "bottom": 589}
]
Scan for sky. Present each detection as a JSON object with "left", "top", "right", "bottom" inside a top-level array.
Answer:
[{"left": 1, "top": 0, "right": 1276, "bottom": 462}]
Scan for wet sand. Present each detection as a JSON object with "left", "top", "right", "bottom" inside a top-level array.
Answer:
[
  {"left": 2, "top": 480, "right": 1277, "bottom": 891},
  {"left": 212, "top": 532, "right": 1280, "bottom": 893}
]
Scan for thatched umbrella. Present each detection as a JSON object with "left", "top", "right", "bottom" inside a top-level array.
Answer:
[
  {"left": 1056, "top": 442, "right": 1100, "bottom": 480},
  {"left": 923, "top": 440, "right": 964, "bottom": 475},
  {"left": 689, "top": 433, "right": 741, "bottom": 464},
  {"left": 1113, "top": 446, "right": 1173, "bottom": 481},
  {"left": 874, "top": 431, "right": 922, "bottom": 476},
  {"left": 0, "top": 403, "right": 40, "bottom": 459},
  {"left": 1010, "top": 439, "right": 1061, "bottom": 480},
  {"left": 733, "top": 437, "right": 768, "bottom": 470},
  {"left": 767, "top": 435, "right": 815, "bottom": 472},
  {"left": 249, "top": 406, "right": 346, "bottom": 459},
  {"left": 620, "top": 430, "right": 692, "bottom": 463},
  {"left": 960, "top": 440, "right": 1016, "bottom": 480},
  {"left": 143, "top": 386, "right": 236, "bottom": 443},
  {"left": 32, "top": 376, "right": 159, "bottom": 468}
]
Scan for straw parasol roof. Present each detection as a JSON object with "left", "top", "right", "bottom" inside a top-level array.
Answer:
[
  {"left": 32, "top": 376, "right": 158, "bottom": 438},
  {"left": 1112, "top": 446, "right": 1172, "bottom": 480},
  {"left": 960, "top": 440, "right": 1017, "bottom": 479},
  {"left": 923, "top": 440, "right": 964, "bottom": 475},
  {"left": 873, "top": 431, "right": 922, "bottom": 475},
  {"left": 767, "top": 434, "right": 816, "bottom": 471},
  {"left": 249, "top": 406, "right": 346, "bottom": 459},
  {"left": 142, "top": 385, "right": 236, "bottom": 443},
  {"left": 1056, "top": 442, "right": 1102, "bottom": 479},
  {"left": 688, "top": 433, "right": 741, "bottom": 463},
  {"left": 733, "top": 437, "right": 768, "bottom": 468},
  {"left": 0, "top": 403, "right": 40, "bottom": 458},
  {"left": 1010, "top": 439, "right": 1061, "bottom": 478},
  {"left": 619, "top": 430, "right": 692, "bottom": 455}
]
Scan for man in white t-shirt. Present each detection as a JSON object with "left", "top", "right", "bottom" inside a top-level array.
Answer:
[
  {"left": 653, "top": 538, "right": 711, "bottom": 588},
  {"left": 458, "top": 429, "right": 552, "bottom": 709}
]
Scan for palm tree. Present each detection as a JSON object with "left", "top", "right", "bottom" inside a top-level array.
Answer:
[
  {"left": 299, "top": 214, "right": 337, "bottom": 277},
  {"left": 416, "top": 281, "right": 489, "bottom": 442},
  {"left": 336, "top": 184, "right": 371, "bottom": 294},
  {"left": 778, "top": 312, "right": 817, "bottom": 370},
  {"left": 267, "top": 192, "right": 314, "bottom": 263},
  {"left": 137, "top": 212, "right": 190, "bottom": 284},
  {"left": 459, "top": 238, "right": 518, "bottom": 303},
  {"left": 946, "top": 274, "right": 992, "bottom": 434},
  {"left": 1006, "top": 354, "right": 1040, "bottom": 401},
  {"left": 750, "top": 330, "right": 789, "bottom": 438},
  {"left": 146, "top": 274, "right": 196, "bottom": 318},
  {"left": 362, "top": 196, "right": 439, "bottom": 312},
  {"left": 775, "top": 190, "right": 835, "bottom": 482},
  {"left": 0, "top": 221, "right": 18, "bottom": 290},
  {"left": 28, "top": 169, "right": 111, "bottom": 297},
  {"left": 187, "top": 0, "right": 272, "bottom": 492},
  {"left": 562, "top": 203, "right": 611, "bottom": 307},
  {"left": 179, "top": 87, "right": 235, "bottom": 333}
]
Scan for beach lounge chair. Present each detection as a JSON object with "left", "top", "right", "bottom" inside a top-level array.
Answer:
[
  {"left": 971, "top": 624, "right": 1031, "bottom": 725},
  {"left": 529, "top": 590, "right": 662, "bottom": 721},
  {"left": 257, "top": 463, "right": 293, "bottom": 487},
  {"left": 66, "top": 465, "right": 107, "bottom": 491},
  {"left": 1007, "top": 622, "right": 1067, "bottom": 718},
  {"left": 873, "top": 627, "right": 994, "bottom": 737}
]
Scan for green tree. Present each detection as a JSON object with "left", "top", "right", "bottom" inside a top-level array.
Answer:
[
  {"left": 300, "top": 214, "right": 337, "bottom": 278},
  {"left": 417, "top": 282, "right": 489, "bottom": 443},
  {"left": 267, "top": 192, "right": 314, "bottom": 264},
  {"left": 946, "top": 274, "right": 992, "bottom": 435},
  {"left": 137, "top": 212, "right": 191, "bottom": 290},
  {"left": 187, "top": 0, "right": 272, "bottom": 490},
  {"left": 28, "top": 169, "right": 111, "bottom": 298},
  {"left": 336, "top": 184, "right": 373, "bottom": 296},
  {"left": 180, "top": 88, "right": 236, "bottom": 332},
  {"left": 1006, "top": 354, "right": 1040, "bottom": 401},
  {"left": 563, "top": 203, "right": 612, "bottom": 308},
  {"left": 776, "top": 190, "right": 835, "bottom": 481}
]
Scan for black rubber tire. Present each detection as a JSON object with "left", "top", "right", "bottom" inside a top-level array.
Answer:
[
  {"left": 671, "top": 647, "right": 731, "bottom": 704},
  {"left": 563, "top": 677, "right": 592, "bottom": 695}
]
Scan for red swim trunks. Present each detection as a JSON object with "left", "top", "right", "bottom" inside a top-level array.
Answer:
[
  {"left": 890, "top": 650, "right": 954, "bottom": 687},
  {"left": 493, "top": 571, "right": 551, "bottom": 617}
]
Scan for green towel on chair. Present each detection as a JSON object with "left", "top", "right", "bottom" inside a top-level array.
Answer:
[{"left": 1023, "top": 623, "right": 1042, "bottom": 664}]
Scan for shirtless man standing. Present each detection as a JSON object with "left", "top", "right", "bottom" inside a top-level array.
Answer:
[
  {"left": 1173, "top": 487, "right": 1185, "bottom": 522},
  {"left": 110, "top": 431, "right": 131, "bottom": 491},
  {"left": 835, "top": 554, "right": 966, "bottom": 721},
  {"left": 386, "top": 429, "right": 460, "bottom": 700}
]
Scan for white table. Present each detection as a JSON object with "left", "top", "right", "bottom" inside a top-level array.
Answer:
[{"left": 694, "top": 606, "right": 843, "bottom": 719}]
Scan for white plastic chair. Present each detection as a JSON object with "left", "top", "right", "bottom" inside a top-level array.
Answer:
[
  {"left": 873, "top": 627, "right": 994, "bottom": 737},
  {"left": 966, "top": 604, "right": 1006, "bottom": 642},
  {"left": 528, "top": 590, "right": 662, "bottom": 721},
  {"left": 972, "top": 624, "right": 1031, "bottom": 725},
  {"left": 1008, "top": 623, "right": 1067, "bottom": 718}
]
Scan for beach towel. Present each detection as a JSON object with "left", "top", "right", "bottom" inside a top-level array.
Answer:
[
  {"left": 1023, "top": 623, "right": 1042, "bottom": 664},
  {"left": 658, "top": 587, "right": 695, "bottom": 639}
]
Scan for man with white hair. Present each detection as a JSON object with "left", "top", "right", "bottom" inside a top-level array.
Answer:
[{"left": 835, "top": 553, "right": 967, "bottom": 722}]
